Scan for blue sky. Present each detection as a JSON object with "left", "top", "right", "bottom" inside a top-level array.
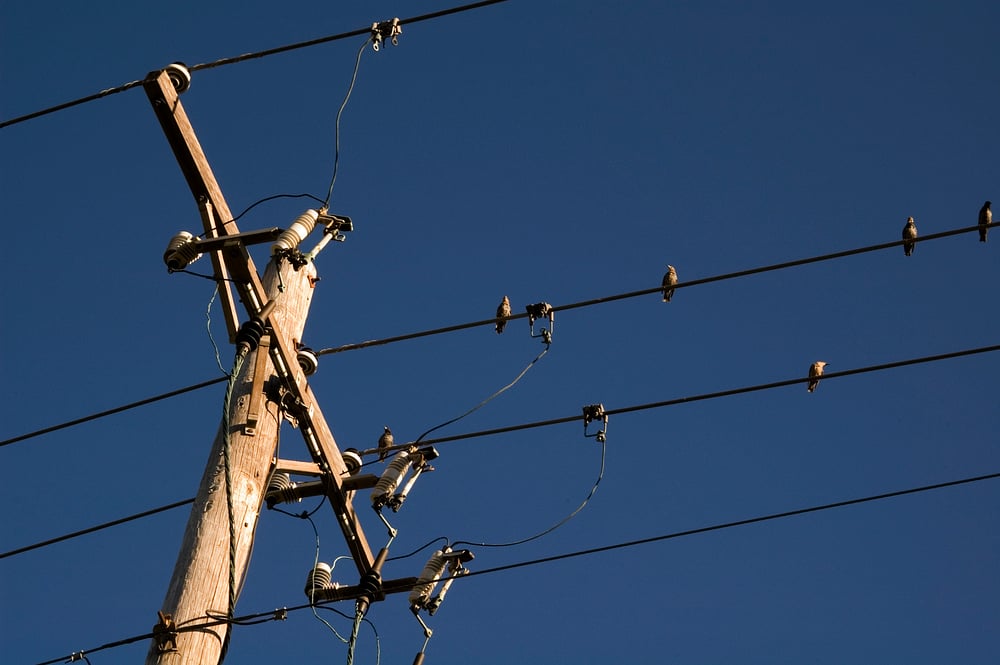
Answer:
[{"left": 1, "top": 1, "right": 998, "bottom": 663}]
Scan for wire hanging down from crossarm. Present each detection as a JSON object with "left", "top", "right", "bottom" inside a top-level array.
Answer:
[
  {"left": 28, "top": 470, "right": 1000, "bottom": 665},
  {"left": 0, "top": 0, "right": 512, "bottom": 129},
  {"left": 317, "top": 221, "right": 996, "bottom": 355}
]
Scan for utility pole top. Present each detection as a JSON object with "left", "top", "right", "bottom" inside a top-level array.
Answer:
[{"left": 143, "top": 64, "right": 374, "bottom": 664}]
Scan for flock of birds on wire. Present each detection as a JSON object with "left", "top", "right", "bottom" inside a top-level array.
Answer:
[{"left": 372, "top": 200, "right": 993, "bottom": 453}]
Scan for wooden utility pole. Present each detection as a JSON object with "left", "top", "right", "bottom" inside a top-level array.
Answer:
[{"left": 143, "top": 66, "right": 374, "bottom": 664}]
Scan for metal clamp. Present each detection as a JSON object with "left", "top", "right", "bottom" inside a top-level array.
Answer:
[
  {"left": 371, "top": 18, "right": 402, "bottom": 51},
  {"left": 152, "top": 611, "right": 179, "bottom": 653},
  {"left": 583, "top": 404, "right": 608, "bottom": 443},
  {"left": 526, "top": 302, "right": 554, "bottom": 344}
]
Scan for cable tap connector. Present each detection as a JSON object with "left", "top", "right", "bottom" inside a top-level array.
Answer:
[
  {"left": 583, "top": 403, "right": 609, "bottom": 443},
  {"left": 371, "top": 17, "right": 402, "bottom": 51},
  {"left": 526, "top": 302, "right": 554, "bottom": 345}
]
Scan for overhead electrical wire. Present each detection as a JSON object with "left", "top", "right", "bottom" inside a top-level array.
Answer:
[
  {"left": 29, "top": 469, "right": 1000, "bottom": 665},
  {"left": 317, "top": 221, "right": 996, "bottom": 355},
  {"left": 0, "top": 376, "right": 227, "bottom": 448},
  {"left": 372, "top": 341, "right": 1000, "bottom": 454},
  {"left": 7, "top": 340, "right": 997, "bottom": 562},
  {"left": 0, "top": 0, "right": 512, "bottom": 130},
  {"left": 1, "top": 221, "right": 992, "bottom": 451},
  {"left": 452, "top": 434, "right": 606, "bottom": 549},
  {"left": 0, "top": 498, "right": 194, "bottom": 560}
]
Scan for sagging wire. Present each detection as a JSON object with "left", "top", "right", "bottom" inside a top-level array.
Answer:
[
  {"left": 324, "top": 38, "right": 371, "bottom": 208},
  {"left": 453, "top": 431, "right": 607, "bottom": 550},
  {"left": 387, "top": 536, "right": 451, "bottom": 563},
  {"left": 31, "top": 469, "right": 1000, "bottom": 665},
  {"left": 414, "top": 344, "right": 551, "bottom": 445},
  {"left": 357, "top": 342, "right": 551, "bottom": 471},
  {"left": 207, "top": 285, "right": 227, "bottom": 375},
  {"left": 312, "top": 607, "right": 381, "bottom": 665},
  {"left": 304, "top": 515, "right": 353, "bottom": 645},
  {"left": 231, "top": 193, "right": 326, "bottom": 226}
]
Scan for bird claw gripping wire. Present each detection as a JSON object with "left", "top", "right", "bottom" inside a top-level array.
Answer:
[
  {"left": 371, "top": 17, "right": 402, "bottom": 51},
  {"left": 583, "top": 404, "right": 609, "bottom": 443},
  {"left": 526, "top": 302, "right": 554, "bottom": 345}
]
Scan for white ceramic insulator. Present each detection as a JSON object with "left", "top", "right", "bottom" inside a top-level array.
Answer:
[{"left": 272, "top": 209, "right": 319, "bottom": 254}]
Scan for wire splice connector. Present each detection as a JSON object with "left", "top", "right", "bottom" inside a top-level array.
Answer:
[
  {"left": 371, "top": 18, "right": 402, "bottom": 51},
  {"left": 526, "top": 302, "right": 554, "bottom": 345},
  {"left": 583, "top": 403, "right": 608, "bottom": 442}
]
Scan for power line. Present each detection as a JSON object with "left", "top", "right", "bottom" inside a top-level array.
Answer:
[
  {"left": 0, "top": 0, "right": 512, "bottom": 130},
  {"left": 456, "top": 470, "right": 1000, "bottom": 581},
  {"left": 0, "top": 376, "right": 227, "bottom": 448},
  {"left": 9, "top": 341, "right": 997, "bottom": 561},
  {"left": 30, "top": 469, "right": 1000, "bottom": 665},
  {"left": 317, "top": 222, "right": 996, "bottom": 355},
  {"left": 0, "top": 498, "right": 194, "bottom": 560},
  {"left": 376, "top": 341, "right": 1000, "bottom": 451},
  {"left": 3, "top": 221, "right": 991, "bottom": 451}
]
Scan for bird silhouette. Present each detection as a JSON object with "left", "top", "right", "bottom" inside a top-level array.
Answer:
[
  {"left": 661, "top": 265, "right": 678, "bottom": 302},
  {"left": 807, "top": 361, "right": 829, "bottom": 393},
  {"left": 495, "top": 295, "right": 511, "bottom": 334},
  {"left": 902, "top": 217, "right": 917, "bottom": 256},
  {"left": 979, "top": 201, "right": 991, "bottom": 243},
  {"left": 378, "top": 426, "right": 394, "bottom": 462}
]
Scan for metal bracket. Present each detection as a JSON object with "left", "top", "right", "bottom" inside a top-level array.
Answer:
[
  {"left": 371, "top": 18, "right": 402, "bottom": 51},
  {"left": 152, "top": 611, "right": 179, "bottom": 653},
  {"left": 583, "top": 404, "right": 608, "bottom": 442},
  {"left": 244, "top": 334, "right": 272, "bottom": 435}
]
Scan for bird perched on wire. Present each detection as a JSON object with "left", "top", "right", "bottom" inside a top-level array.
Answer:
[
  {"left": 661, "top": 265, "right": 678, "bottom": 302},
  {"left": 902, "top": 216, "right": 917, "bottom": 256},
  {"left": 979, "top": 201, "right": 992, "bottom": 243},
  {"left": 495, "top": 295, "right": 511, "bottom": 334},
  {"left": 807, "top": 361, "right": 829, "bottom": 393},
  {"left": 378, "top": 426, "right": 394, "bottom": 462}
]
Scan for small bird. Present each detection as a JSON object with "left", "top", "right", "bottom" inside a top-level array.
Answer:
[
  {"left": 661, "top": 265, "right": 678, "bottom": 302},
  {"left": 902, "top": 216, "right": 917, "bottom": 256},
  {"left": 378, "top": 426, "right": 394, "bottom": 462},
  {"left": 495, "top": 295, "right": 511, "bottom": 334},
  {"left": 807, "top": 361, "right": 829, "bottom": 393},
  {"left": 979, "top": 200, "right": 992, "bottom": 243}
]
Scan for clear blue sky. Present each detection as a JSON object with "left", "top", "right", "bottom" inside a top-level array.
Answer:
[{"left": 2, "top": 1, "right": 998, "bottom": 663}]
